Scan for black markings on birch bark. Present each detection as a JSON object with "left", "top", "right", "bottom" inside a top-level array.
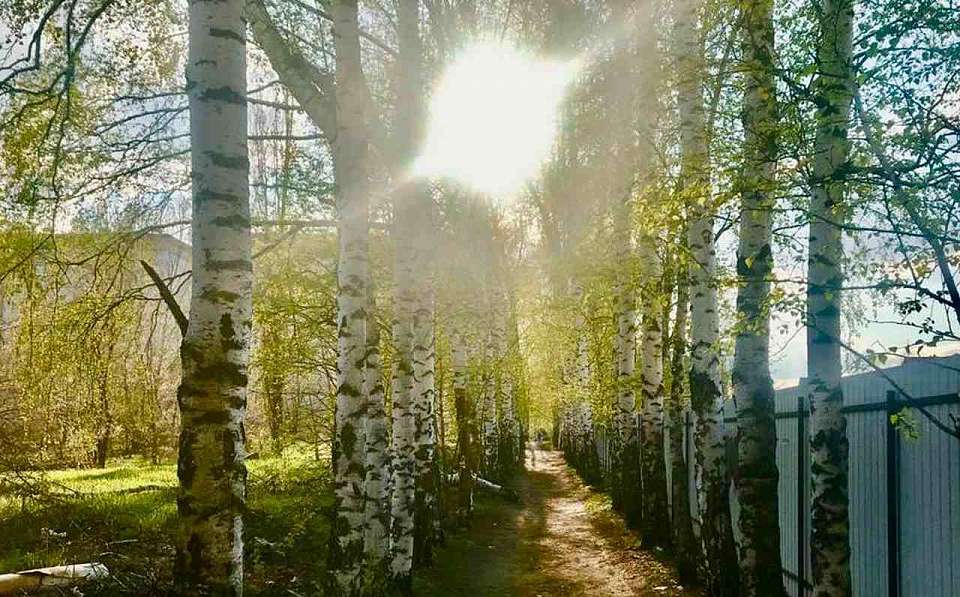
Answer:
[
  {"left": 390, "top": 0, "right": 439, "bottom": 583},
  {"left": 176, "top": 0, "right": 251, "bottom": 593},
  {"left": 639, "top": 233, "right": 670, "bottom": 548},
  {"left": 673, "top": 0, "right": 740, "bottom": 589},
  {"left": 808, "top": 0, "right": 854, "bottom": 593},
  {"left": 328, "top": 0, "right": 373, "bottom": 593},
  {"left": 733, "top": 0, "right": 786, "bottom": 594}
]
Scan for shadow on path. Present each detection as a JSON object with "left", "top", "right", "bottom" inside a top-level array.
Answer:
[{"left": 414, "top": 449, "right": 699, "bottom": 596}]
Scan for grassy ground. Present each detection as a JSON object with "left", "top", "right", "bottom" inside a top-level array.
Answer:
[{"left": 0, "top": 448, "right": 333, "bottom": 595}]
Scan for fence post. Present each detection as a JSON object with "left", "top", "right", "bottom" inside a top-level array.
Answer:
[
  {"left": 797, "top": 395, "right": 807, "bottom": 596},
  {"left": 885, "top": 390, "right": 901, "bottom": 597}
]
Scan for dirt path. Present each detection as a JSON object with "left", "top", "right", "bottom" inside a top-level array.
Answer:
[{"left": 415, "top": 449, "right": 699, "bottom": 596}]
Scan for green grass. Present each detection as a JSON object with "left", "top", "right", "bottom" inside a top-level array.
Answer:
[{"left": 0, "top": 446, "right": 334, "bottom": 595}]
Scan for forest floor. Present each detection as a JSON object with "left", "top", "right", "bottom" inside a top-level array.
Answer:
[
  {"left": 414, "top": 449, "right": 699, "bottom": 596},
  {"left": 2, "top": 448, "right": 697, "bottom": 595}
]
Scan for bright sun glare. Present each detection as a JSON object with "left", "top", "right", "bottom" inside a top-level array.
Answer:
[{"left": 415, "top": 41, "right": 577, "bottom": 198}]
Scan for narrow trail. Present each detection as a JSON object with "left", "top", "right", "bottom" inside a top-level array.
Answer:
[{"left": 415, "top": 449, "right": 699, "bottom": 596}]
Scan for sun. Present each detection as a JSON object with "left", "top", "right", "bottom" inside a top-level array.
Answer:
[{"left": 414, "top": 41, "right": 577, "bottom": 198}]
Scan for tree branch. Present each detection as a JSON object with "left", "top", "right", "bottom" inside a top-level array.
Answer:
[{"left": 139, "top": 260, "right": 188, "bottom": 336}]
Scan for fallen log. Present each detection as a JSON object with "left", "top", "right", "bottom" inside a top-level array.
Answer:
[
  {"left": 446, "top": 472, "right": 520, "bottom": 502},
  {"left": 0, "top": 562, "right": 108, "bottom": 594}
]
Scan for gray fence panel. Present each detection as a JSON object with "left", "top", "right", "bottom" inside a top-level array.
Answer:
[
  {"left": 848, "top": 409, "right": 887, "bottom": 596},
  {"left": 776, "top": 400, "right": 801, "bottom": 596},
  {"left": 899, "top": 402, "right": 960, "bottom": 597}
]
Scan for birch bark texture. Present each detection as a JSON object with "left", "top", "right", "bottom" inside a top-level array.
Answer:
[
  {"left": 631, "top": 0, "right": 668, "bottom": 540},
  {"left": 674, "top": 0, "right": 740, "bottom": 590},
  {"left": 733, "top": 0, "right": 786, "bottom": 594},
  {"left": 481, "top": 290, "right": 501, "bottom": 478},
  {"left": 807, "top": 0, "right": 854, "bottom": 593},
  {"left": 638, "top": 233, "right": 669, "bottom": 547},
  {"left": 612, "top": 204, "right": 641, "bottom": 526},
  {"left": 452, "top": 330, "right": 475, "bottom": 520},
  {"left": 175, "top": 0, "right": 251, "bottom": 593},
  {"left": 667, "top": 251, "right": 698, "bottom": 582},
  {"left": 328, "top": 0, "right": 372, "bottom": 593},
  {"left": 391, "top": 0, "right": 438, "bottom": 581},
  {"left": 362, "top": 290, "right": 389, "bottom": 570}
]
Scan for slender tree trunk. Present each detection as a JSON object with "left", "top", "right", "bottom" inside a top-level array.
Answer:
[
  {"left": 612, "top": 206, "right": 641, "bottom": 526},
  {"left": 398, "top": 0, "right": 440, "bottom": 568},
  {"left": 571, "top": 283, "right": 598, "bottom": 480},
  {"left": 639, "top": 234, "right": 669, "bottom": 547},
  {"left": 481, "top": 308, "right": 500, "bottom": 478},
  {"left": 496, "top": 285, "right": 521, "bottom": 476},
  {"left": 808, "top": 0, "right": 854, "bottom": 593},
  {"left": 452, "top": 331, "right": 475, "bottom": 521},
  {"left": 674, "top": 0, "right": 739, "bottom": 590},
  {"left": 363, "top": 289, "right": 389, "bottom": 578},
  {"left": 175, "top": 0, "right": 251, "bottom": 592},
  {"left": 412, "top": 268, "right": 439, "bottom": 567},
  {"left": 390, "top": 0, "right": 438, "bottom": 583},
  {"left": 630, "top": 0, "right": 662, "bottom": 533},
  {"left": 388, "top": 296, "right": 415, "bottom": 586},
  {"left": 328, "top": 0, "right": 372, "bottom": 593},
  {"left": 668, "top": 254, "right": 699, "bottom": 583},
  {"left": 264, "top": 372, "right": 285, "bottom": 454},
  {"left": 733, "top": 1, "right": 786, "bottom": 594}
]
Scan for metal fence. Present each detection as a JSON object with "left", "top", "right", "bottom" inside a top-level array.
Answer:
[{"left": 591, "top": 355, "right": 960, "bottom": 597}]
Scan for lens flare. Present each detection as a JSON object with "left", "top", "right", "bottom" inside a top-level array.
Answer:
[{"left": 415, "top": 41, "right": 577, "bottom": 199}]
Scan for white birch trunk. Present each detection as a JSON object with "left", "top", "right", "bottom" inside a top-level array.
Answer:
[
  {"left": 452, "top": 330, "right": 475, "bottom": 518},
  {"left": 390, "top": 0, "right": 436, "bottom": 582},
  {"left": 808, "top": 0, "right": 854, "bottom": 592},
  {"left": 328, "top": 0, "right": 372, "bottom": 592},
  {"left": 388, "top": 300, "right": 415, "bottom": 583},
  {"left": 733, "top": 1, "right": 786, "bottom": 593},
  {"left": 613, "top": 208, "right": 641, "bottom": 525},
  {"left": 176, "top": 0, "right": 251, "bottom": 593},
  {"left": 675, "top": 0, "right": 740, "bottom": 589},
  {"left": 412, "top": 265, "right": 438, "bottom": 563},
  {"left": 362, "top": 290, "right": 389, "bottom": 570},
  {"left": 638, "top": 233, "right": 669, "bottom": 547},
  {"left": 481, "top": 305, "right": 500, "bottom": 478}
]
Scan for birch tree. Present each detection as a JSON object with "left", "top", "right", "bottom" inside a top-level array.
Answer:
[
  {"left": 733, "top": 0, "right": 786, "bottom": 593},
  {"left": 363, "top": 288, "right": 390, "bottom": 576},
  {"left": 675, "top": 0, "right": 739, "bottom": 590},
  {"left": 452, "top": 329, "right": 475, "bottom": 520},
  {"left": 175, "top": 0, "right": 251, "bottom": 592},
  {"left": 807, "top": 0, "right": 855, "bottom": 592},
  {"left": 612, "top": 208, "right": 641, "bottom": 525},
  {"left": 481, "top": 289, "right": 501, "bottom": 478},
  {"left": 638, "top": 233, "right": 669, "bottom": 547},
  {"left": 328, "top": 0, "right": 373, "bottom": 591},
  {"left": 634, "top": 0, "right": 669, "bottom": 546},
  {"left": 391, "top": 0, "right": 439, "bottom": 581},
  {"left": 666, "top": 247, "right": 698, "bottom": 582},
  {"left": 608, "top": 2, "right": 641, "bottom": 525}
]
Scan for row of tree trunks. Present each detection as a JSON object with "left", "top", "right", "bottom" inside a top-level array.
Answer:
[
  {"left": 186, "top": 0, "right": 533, "bottom": 594},
  {"left": 556, "top": 0, "right": 855, "bottom": 595}
]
